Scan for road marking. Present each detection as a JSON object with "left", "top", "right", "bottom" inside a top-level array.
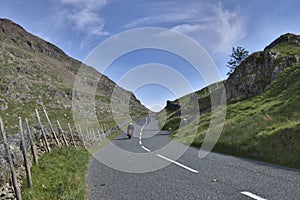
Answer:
[
  {"left": 139, "top": 117, "right": 148, "bottom": 145},
  {"left": 141, "top": 146, "right": 151, "bottom": 152},
  {"left": 156, "top": 154, "right": 199, "bottom": 173},
  {"left": 139, "top": 117, "right": 198, "bottom": 173},
  {"left": 241, "top": 191, "right": 267, "bottom": 200}
]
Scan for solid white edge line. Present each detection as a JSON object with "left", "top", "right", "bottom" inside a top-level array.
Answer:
[
  {"left": 156, "top": 154, "right": 199, "bottom": 173},
  {"left": 139, "top": 141, "right": 142, "bottom": 145},
  {"left": 141, "top": 146, "right": 151, "bottom": 152},
  {"left": 241, "top": 191, "right": 267, "bottom": 200}
]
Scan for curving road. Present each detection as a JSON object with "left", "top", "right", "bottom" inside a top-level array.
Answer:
[{"left": 87, "top": 117, "right": 300, "bottom": 200}]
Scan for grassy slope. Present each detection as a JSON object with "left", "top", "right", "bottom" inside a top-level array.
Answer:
[
  {"left": 21, "top": 147, "right": 90, "bottom": 200},
  {"left": 0, "top": 19, "right": 148, "bottom": 135},
  {"left": 21, "top": 129, "right": 123, "bottom": 199},
  {"left": 199, "top": 63, "right": 300, "bottom": 168},
  {"left": 160, "top": 42, "right": 300, "bottom": 168}
]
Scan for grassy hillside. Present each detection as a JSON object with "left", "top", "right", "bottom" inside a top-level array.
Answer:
[
  {"left": 21, "top": 147, "right": 90, "bottom": 200},
  {"left": 159, "top": 34, "right": 300, "bottom": 168},
  {"left": 0, "top": 18, "right": 148, "bottom": 134}
]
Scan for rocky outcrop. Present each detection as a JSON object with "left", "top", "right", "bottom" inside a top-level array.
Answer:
[
  {"left": 163, "top": 33, "right": 300, "bottom": 115},
  {"left": 1, "top": 19, "right": 73, "bottom": 64},
  {"left": 265, "top": 33, "right": 300, "bottom": 49},
  {"left": 165, "top": 100, "right": 180, "bottom": 110},
  {"left": 225, "top": 33, "right": 300, "bottom": 102}
]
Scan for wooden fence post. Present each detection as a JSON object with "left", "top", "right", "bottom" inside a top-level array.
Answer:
[
  {"left": 18, "top": 117, "right": 32, "bottom": 188},
  {"left": 105, "top": 124, "right": 109, "bottom": 135},
  {"left": 91, "top": 129, "right": 95, "bottom": 143},
  {"left": 88, "top": 128, "right": 94, "bottom": 146},
  {"left": 77, "top": 124, "right": 86, "bottom": 148},
  {"left": 0, "top": 118, "right": 22, "bottom": 200},
  {"left": 42, "top": 108, "right": 60, "bottom": 146},
  {"left": 85, "top": 128, "right": 91, "bottom": 147},
  {"left": 107, "top": 124, "right": 110, "bottom": 135},
  {"left": 35, "top": 109, "right": 50, "bottom": 153},
  {"left": 100, "top": 124, "right": 103, "bottom": 133},
  {"left": 67, "top": 123, "right": 77, "bottom": 148},
  {"left": 100, "top": 125, "right": 105, "bottom": 139},
  {"left": 97, "top": 128, "right": 101, "bottom": 140},
  {"left": 25, "top": 118, "right": 38, "bottom": 165},
  {"left": 92, "top": 129, "right": 96, "bottom": 144},
  {"left": 56, "top": 121, "right": 68, "bottom": 147}
]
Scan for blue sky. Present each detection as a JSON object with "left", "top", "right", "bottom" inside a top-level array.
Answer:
[{"left": 1, "top": 0, "right": 300, "bottom": 111}]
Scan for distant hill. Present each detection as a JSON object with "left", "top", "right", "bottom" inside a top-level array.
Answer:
[
  {"left": 0, "top": 18, "right": 148, "bottom": 133},
  {"left": 160, "top": 33, "right": 300, "bottom": 168}
]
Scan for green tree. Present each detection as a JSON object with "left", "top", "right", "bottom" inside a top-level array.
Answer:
[{"left": 227, "top": 46, "right": 249, "bottom": 75}]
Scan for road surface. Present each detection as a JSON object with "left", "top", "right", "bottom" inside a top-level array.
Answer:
[{"left": 87, "top": 117, "right": 300, "bottom": 200}]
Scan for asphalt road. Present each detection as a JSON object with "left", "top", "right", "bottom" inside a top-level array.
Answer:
[{"left": 87, "top": 117, "right": 300, "bottom": 200}]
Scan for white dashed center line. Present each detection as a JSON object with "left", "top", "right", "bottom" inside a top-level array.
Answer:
[
  {"left": 141, "top": 145, "right": 151, "bottom": 152},
  {"left": 139, "top": 117, "right": 199, "bottom": 174},
  {"left": 241, "top": 191, "right": 268, "bottom": 200},
  {"left": 156, "top": 154, "right": 199, "bottom": 173}
]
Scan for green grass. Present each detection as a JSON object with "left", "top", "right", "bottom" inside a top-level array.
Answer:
[
  {"left": 274, "top": 41, "right": 300, "bottom": 57},
  {"left": 21, "top": 147, "right": 90, "bottom": 200},
  {"left": 21, "top": 126, "right": 126, "bottom": 200},
  {"left": 159, "top": 62, "right": 300, "bottom": 169}
]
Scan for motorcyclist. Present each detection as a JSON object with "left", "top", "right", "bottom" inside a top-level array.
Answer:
[{"left": 127, "top": 123, "right": 134, "bottom": 139}]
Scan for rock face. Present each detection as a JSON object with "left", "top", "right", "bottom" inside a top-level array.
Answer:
[
  {"left": 1, "top": 19, "right": 72, "bottom": 64},
  {"left": 225, "top": 33, "right": 300, "bottom": 102},
  {"left": 165, "top": 100, "right": 180, "bottom": 110},
  {"left": 164, "top": 33, "right": 300, "bottom": 115}
]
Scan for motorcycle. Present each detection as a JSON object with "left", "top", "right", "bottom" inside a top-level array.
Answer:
[{"left": 127, "top": 130, "right": 133, "bottom": 139}]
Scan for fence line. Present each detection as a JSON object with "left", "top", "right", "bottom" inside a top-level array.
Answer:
[
  {"left": 19, "top": 117, "right": 32, "bottom": 188},
  {"left": 56, "top": 121, "right": 69, "bottom": 147},
  {"left": 43, "top": 108, "right": 60, "bottom": 146},
  {"left": 35, "top": 109, "right": 51, "bottom": 153},
  {"left": 68, "top": 123, "right": 77, "bottom": 148},
  {"left": 1, "top": 109, "right": 120, "bottom": 199},
  {"left": 77, "top": 124, "right": 86, "bottom": 148},
  {"left": 25, "top": 118, "right": 38, "bottom": 164},
  {"left": 0, "top": 118, "right": 22, "bottom": 200}
]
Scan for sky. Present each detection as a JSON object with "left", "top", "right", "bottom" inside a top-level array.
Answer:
[{"left": 1, "top": 0, "right": 300, "bottom": 111}]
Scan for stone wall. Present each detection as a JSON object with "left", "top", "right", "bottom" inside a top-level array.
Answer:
[{"left": 0, "top": 125, "right": 117, "bottom": 199}]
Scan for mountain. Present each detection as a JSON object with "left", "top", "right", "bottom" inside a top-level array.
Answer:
[
  {"left": 160, "top": 33, "right": 300, "bottom": 168},
  {"left": 0, "top": 18, "right": 148, "bottom": 133}
]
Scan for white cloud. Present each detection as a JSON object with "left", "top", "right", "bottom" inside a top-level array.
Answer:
[
  {"left": 56, "top": 0, "right": 109, "bottom": 37},
  {"left": 125, "top": 12, "right": 194, "bottom": 29},
  {"left": 124, "top": 2, "right": 246, "bottom": 54},
  {"left": 209, "top": 4, "right": 246, "bottom": 53},
  {"left": 61, "top": 0, "right": 108, "bottom": 10},
  {"left": 68, "top": 8, "right": 109, "bottom": 36},
  {"left": 172, "top": 24, "right": 202, "bottom": 33}
]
